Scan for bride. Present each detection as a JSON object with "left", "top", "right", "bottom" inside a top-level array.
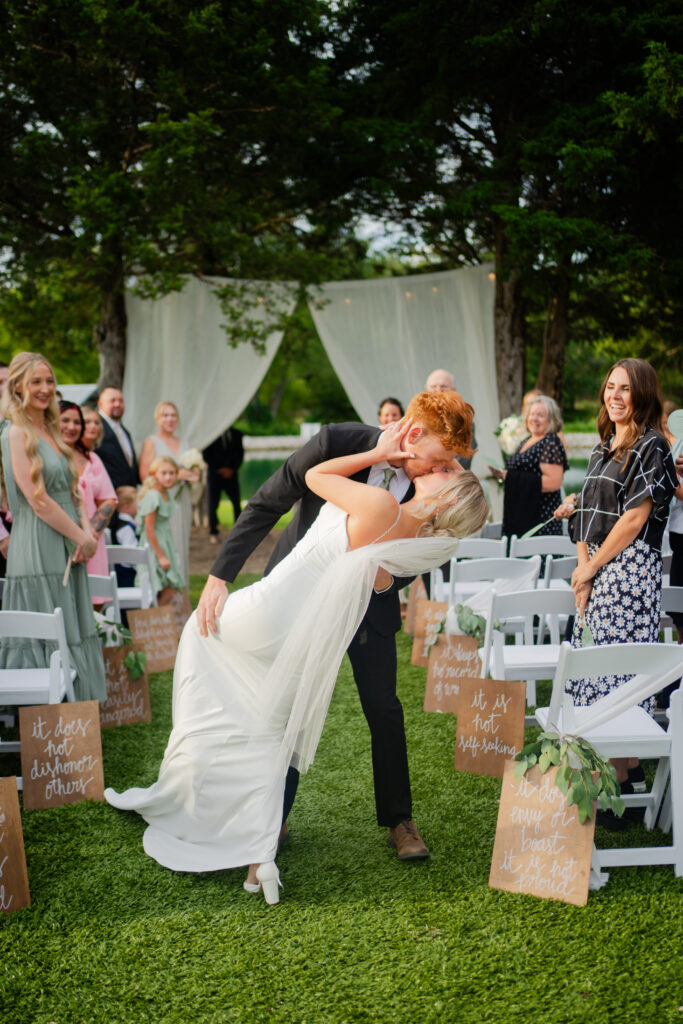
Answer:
[{"left": 105, "top": 420, "right": 489, "bottom": 904}]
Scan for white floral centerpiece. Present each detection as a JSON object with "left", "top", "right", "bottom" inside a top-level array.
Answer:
[
  {"left": 494, "top": 414, "right": 528, "bottom": 456},
  {"left": 179, "top": 448, "right": 206, "bottom": 501}
]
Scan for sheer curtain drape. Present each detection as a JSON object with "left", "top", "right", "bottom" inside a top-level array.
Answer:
[
  {"left": 307, "top": 265, "right": 498, "bottom": 471},
  {"left": 124, "top": 276, "right": 297, "bottom": 449},
  {"left": 123, "top": 266, "right": 498, "bottom": 463}
]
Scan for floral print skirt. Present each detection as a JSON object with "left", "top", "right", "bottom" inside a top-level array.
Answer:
[{"left": 568, "top": 538, "right": 662, "bottom": 713}]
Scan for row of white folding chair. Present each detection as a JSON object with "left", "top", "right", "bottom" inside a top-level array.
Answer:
[
  {"left": 432, "top": 554, "right": 543, "bottom": 606},
  {"left": 508, "top": 534, "right": 576, "bottom": 559},
  {"left": 535, "top": 641, "right": 683, "bottom": 883},
  {"left": 486, "top": 588, "right": 578, "bottom": 706},
  {"left": 0, "top": 607, "right": 77, "bottom": 788},
  {"left": 105, "top": 544, "right": 157, "bottom": 610}
]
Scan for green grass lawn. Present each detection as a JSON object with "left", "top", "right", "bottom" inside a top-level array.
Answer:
[{"left": 1, "top": 581, "right": 682, "bottom": 1024}]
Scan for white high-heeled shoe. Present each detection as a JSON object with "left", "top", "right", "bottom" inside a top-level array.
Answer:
[
  {"left": 256, "top": 862, "right": 282, "bottom": 906},
  {"left": 243, "top": 880, "right": 261, "bottom": 894}
]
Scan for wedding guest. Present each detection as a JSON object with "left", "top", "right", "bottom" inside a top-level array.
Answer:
[
  {"left": 0, "top": 354, "right": 105, "bottom": 700},
  {"left": 378, "top": 397, "right": 404, "bottom": 426},
  {"left": 555, "top": 358, "right": 676, "bottom": 782},
  {"left": 490, "top": 395, "right": 568, "bottom": 540},
  {"left": 109, "top": 486, "right": 138, "bottom": 588},
  {"left": 139, "top": 401, "right": 199, "bottom": 584},
  {"left": 59, "top": 400, "right": 117, "bottom": 579},
  {"left": 203, "top": 425, "right": 244, "bottom": 544},
  {"left": 81, "top": 405, "right": 104, "bottom": 451},
  {"left": 137, "top": 455, "right": 184, "bottom": 604},
  {"left": 426, "top": 368, "right": 477, "bottom": 468},
  {"left": 97, "top": 386, "right": 139, "bottom": 489}
]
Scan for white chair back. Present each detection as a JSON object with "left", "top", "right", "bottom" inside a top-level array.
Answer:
[
  {"left": 0, "top": 607, "right": 75, "bottom": 705},
  {"left": 541, "top": 554, "right": 578, "bottom": 589},
  {"left": 88, "top": 571, "right": 122, "bottom": 623},
  {"left": 481, "top": 521, "right": 503, "bottom": 540},
  {"left": 661, "top": 585, "right": 683, "bottom": 642},
  {"left": 509, "top": 534, "right": 576, "bottom": 558},
  {"left": 448, "top": 555, "right": 542, "bottom": 606},
  {"left": 105, "top": 544, "right": 157, "bottom": 608},
  {"left": 483, "top": 587, "right": 577, "bottom": 679}
]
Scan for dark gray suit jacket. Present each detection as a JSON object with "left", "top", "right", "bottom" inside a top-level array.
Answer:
[{"left": 210, "top": 422, "right": 414, "bottom": 637}]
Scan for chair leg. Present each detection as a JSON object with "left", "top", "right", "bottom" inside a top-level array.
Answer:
[
  {"left": 526, "top": 679, "right": 536, "bottom": 706},
  {"left": 645, "top": 757, "right": 670, "bottom": 830},
  {"left": 589, "top": 846, "right": 609, "bottom": 891}
]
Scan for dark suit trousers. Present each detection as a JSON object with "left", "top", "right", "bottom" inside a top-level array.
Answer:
[
  {"left": 283, "top": 617, "right": 411, "bottom": 829},
  {"left": 207, "top": 467, "right": 241, "bottom": 533}
]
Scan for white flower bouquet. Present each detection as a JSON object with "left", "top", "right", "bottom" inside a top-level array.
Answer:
[
  {"left": 178, "top": 448, "right": 206, "bottom": 501},
  {"left": 494, "top": 414, "right": 528, "bottom": 456}
]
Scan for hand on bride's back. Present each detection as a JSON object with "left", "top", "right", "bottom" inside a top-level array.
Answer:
[{"left": 196, "top": 574, "right": 229, "bottom": 637}]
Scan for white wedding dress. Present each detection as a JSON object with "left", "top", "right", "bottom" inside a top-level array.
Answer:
[{"left": 105, "top": 502, "right": 459, "bottom": 872}]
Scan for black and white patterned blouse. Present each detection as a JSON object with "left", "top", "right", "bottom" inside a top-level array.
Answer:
[{"left": 575, "top": 428, "right": 677, "bottom": 552}]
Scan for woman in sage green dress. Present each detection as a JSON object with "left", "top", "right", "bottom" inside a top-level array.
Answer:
[
  {"left": 136, "top": 455, "right": 184, "bottom": 601},
  {"left": 0, "top": 353, "right": 106, "bottom": 701}
]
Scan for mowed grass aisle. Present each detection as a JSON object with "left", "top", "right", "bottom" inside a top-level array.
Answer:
[{"left": 1, "top": 577, "right": 682, "bottom": 1024}]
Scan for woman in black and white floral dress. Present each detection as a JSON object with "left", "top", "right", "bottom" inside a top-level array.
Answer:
[{"left": 556, "top": 359, "right": 676, "bottom": 755}]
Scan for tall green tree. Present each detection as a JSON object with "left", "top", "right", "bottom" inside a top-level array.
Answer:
[{"left": 0, "top": 0, "right": 352, "bottom": 386}]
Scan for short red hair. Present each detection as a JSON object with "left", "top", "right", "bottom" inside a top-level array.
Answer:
[{"left": 405, "top": 390, "right": 474, "bottom": 456}]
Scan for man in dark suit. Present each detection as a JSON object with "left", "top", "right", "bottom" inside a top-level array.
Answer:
[
  {"left": 96, "top": 387, "right": 139, "bottom": 489},
  {"left": 196, "top": 391, "right": 474, "bottom": 860},
  {"left": 202, "top": 426, "right": 244, "bottom": 542}
]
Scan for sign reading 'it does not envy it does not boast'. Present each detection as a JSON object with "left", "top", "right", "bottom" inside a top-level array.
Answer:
[
  {"left": 489, "top": 763, "right": 596, "bottom": 906},
  {"left": 19, "top": 701, "right": 105, "bottom": 811}
]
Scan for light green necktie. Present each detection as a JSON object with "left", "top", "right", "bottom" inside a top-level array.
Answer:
[{"left": 380, "top": 468, "right": 396, "bottom": 490}]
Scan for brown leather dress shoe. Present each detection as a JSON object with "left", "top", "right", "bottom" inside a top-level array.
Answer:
[{"left": 387, "top": 819, "right": 430, "bottom": 860}]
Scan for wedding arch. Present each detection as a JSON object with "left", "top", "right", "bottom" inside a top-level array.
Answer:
[{"left": 123, "top": 264, "right": 498, "bottom": 469}]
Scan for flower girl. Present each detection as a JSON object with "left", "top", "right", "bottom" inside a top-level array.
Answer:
[{"left": 137, "top": 456, "right": 184, "bottom": 604}]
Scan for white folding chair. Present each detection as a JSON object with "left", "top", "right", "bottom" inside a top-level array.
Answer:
[
  {"left": 481, "top": 521, "right": 503, "bottom": 540},
  {"left": 660, "top": 585, "right": 683, "bottom": 644},
  {"left": 487, "top": 588, "right": 577, "bottom": 706},
  {"left": 534, "top": 641, "right": 683, "bottom": 884},
  {"left": 540, "top": 554, "right": 578, "bottom": 590},
  {"left": 509, "top": 534, "right": 576, "bottom": 558},
  {"left": 88, "top": 571, "right": 122, "bottom": 623},
  {"left": 0, "top": 607, "right": 77, "bottom": 788},
  {"left": 429, "top": 537, "right": 508, "bottom": 600},
  {"left": 442, "top": 555, "right": 542, "bottom": 606},
  {"left": 105, "top": 544, "right": 157, "bottom": 609}
]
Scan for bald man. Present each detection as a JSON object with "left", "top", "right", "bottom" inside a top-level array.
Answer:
[{"left": 426, "top": 369, "right": 477, "bottom": 469}]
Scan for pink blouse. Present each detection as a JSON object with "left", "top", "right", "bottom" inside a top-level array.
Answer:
[{"left": 78, "top": 452, "right": 117, "bottom": 577}]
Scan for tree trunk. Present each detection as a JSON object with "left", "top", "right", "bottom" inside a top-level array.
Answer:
[
  {"left": 535, "top": 266, "right": 570, "bottom": 407},
  {"left": 493, "top": 221, "right": 526, "bottom": 418},
  {"left": 93, "top": 255, "right": 127, "bottom": 390}
]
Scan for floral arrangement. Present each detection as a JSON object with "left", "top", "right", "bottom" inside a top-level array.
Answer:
[
  {"left": 515, "top": 730, "right": 624, "bottom": 823},
  {"left": 94, "top": 613, "right": 148, "bottom": 679},
  {"left": 427, "top": 603, "right": 488, "bottom": 649},
  {"left": 494, "top": 414, "right": 528, "bottom": 456},
  {"left": 178, "top": 448, "right": 206, "bottom": 501}
]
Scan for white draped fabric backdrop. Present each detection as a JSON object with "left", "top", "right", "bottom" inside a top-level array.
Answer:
[{"left": 124, "top": 265, "right": 499, "bottom": 473}]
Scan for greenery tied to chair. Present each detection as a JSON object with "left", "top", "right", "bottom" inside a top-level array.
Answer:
[
  {"left": 514, "top": 731, "right": 626, "bottom": 823},
  {"left": 427, "top": 605, "right": 488, "bottom": 648}
]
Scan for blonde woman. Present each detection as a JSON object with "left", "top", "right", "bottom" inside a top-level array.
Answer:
[
  {"left": 137, "top": 455, "right": 184, "bottom": 603},
  {"left": 139, "top": 402, "right": 199, "bottom": 585},
  {"left": 0, "top": 353, "right": 106, "bottom": 700},
  {"left": 106, "top": 420, "right": 489, "bottom": 904}
]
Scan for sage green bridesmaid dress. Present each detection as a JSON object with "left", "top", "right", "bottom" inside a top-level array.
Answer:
[{"left": 0, "top": 422, "right": 107, "bottom": 701}]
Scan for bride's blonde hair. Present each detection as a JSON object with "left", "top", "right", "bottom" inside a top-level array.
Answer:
[
  {"left": 139, "top": 455, "right": 178, "bottom": 499},
  {"left": 417, "top": 470, "right": 490, "bottom": 539},
  {"left": 0, "top": 352, "right": 79, "bottom": 507}
]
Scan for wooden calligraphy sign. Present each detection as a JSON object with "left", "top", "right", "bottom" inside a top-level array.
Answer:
[
  {"left": 0, "top": 778, "right": 30, "bottom": 913},
  {"left": 454, "top": 678, "right": 526, "bottom": 777},
  {"left": 19, "top": 701, "right": 105, "bottom": 811},
  {"left": 127, "top": 606, "right": 178, "bottom": 672},
  {"left": 167, "top": 588, "right": 193, "bottom": 639},
  {"left": 99, "top": 646, "right": 152, "bottom": 730},
  {"left": 411, "top": 600, "right": 449, "bottom": 667},
  {"left": 403, "top": 577, "right": 427, "bottom": 634},
  {"left": 423, "top": 635, "right": 481, "bottom": 713},
  {"left": 489, "top": 763, "right": 596, "bottom": 906}
]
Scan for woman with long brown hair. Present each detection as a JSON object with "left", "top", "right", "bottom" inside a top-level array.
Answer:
[
  {"left": 0, "top": 353, "right": 106, "bottom": 700},
  {"left": 556, "top": 358, "right": 676, "bottom": 779}
]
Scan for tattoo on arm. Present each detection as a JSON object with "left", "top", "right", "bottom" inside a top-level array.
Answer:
[{"left": 91, "top": 501, "right": 116, "bottom": 536}]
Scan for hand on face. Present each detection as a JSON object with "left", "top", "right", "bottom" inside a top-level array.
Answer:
[{"left": 374, "top": 418, "right": 416, "bottom": 464}]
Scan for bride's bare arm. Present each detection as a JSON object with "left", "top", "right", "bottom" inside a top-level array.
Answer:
[{"left": 304, "top": 420, "right": 413, "bottom": 544}]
